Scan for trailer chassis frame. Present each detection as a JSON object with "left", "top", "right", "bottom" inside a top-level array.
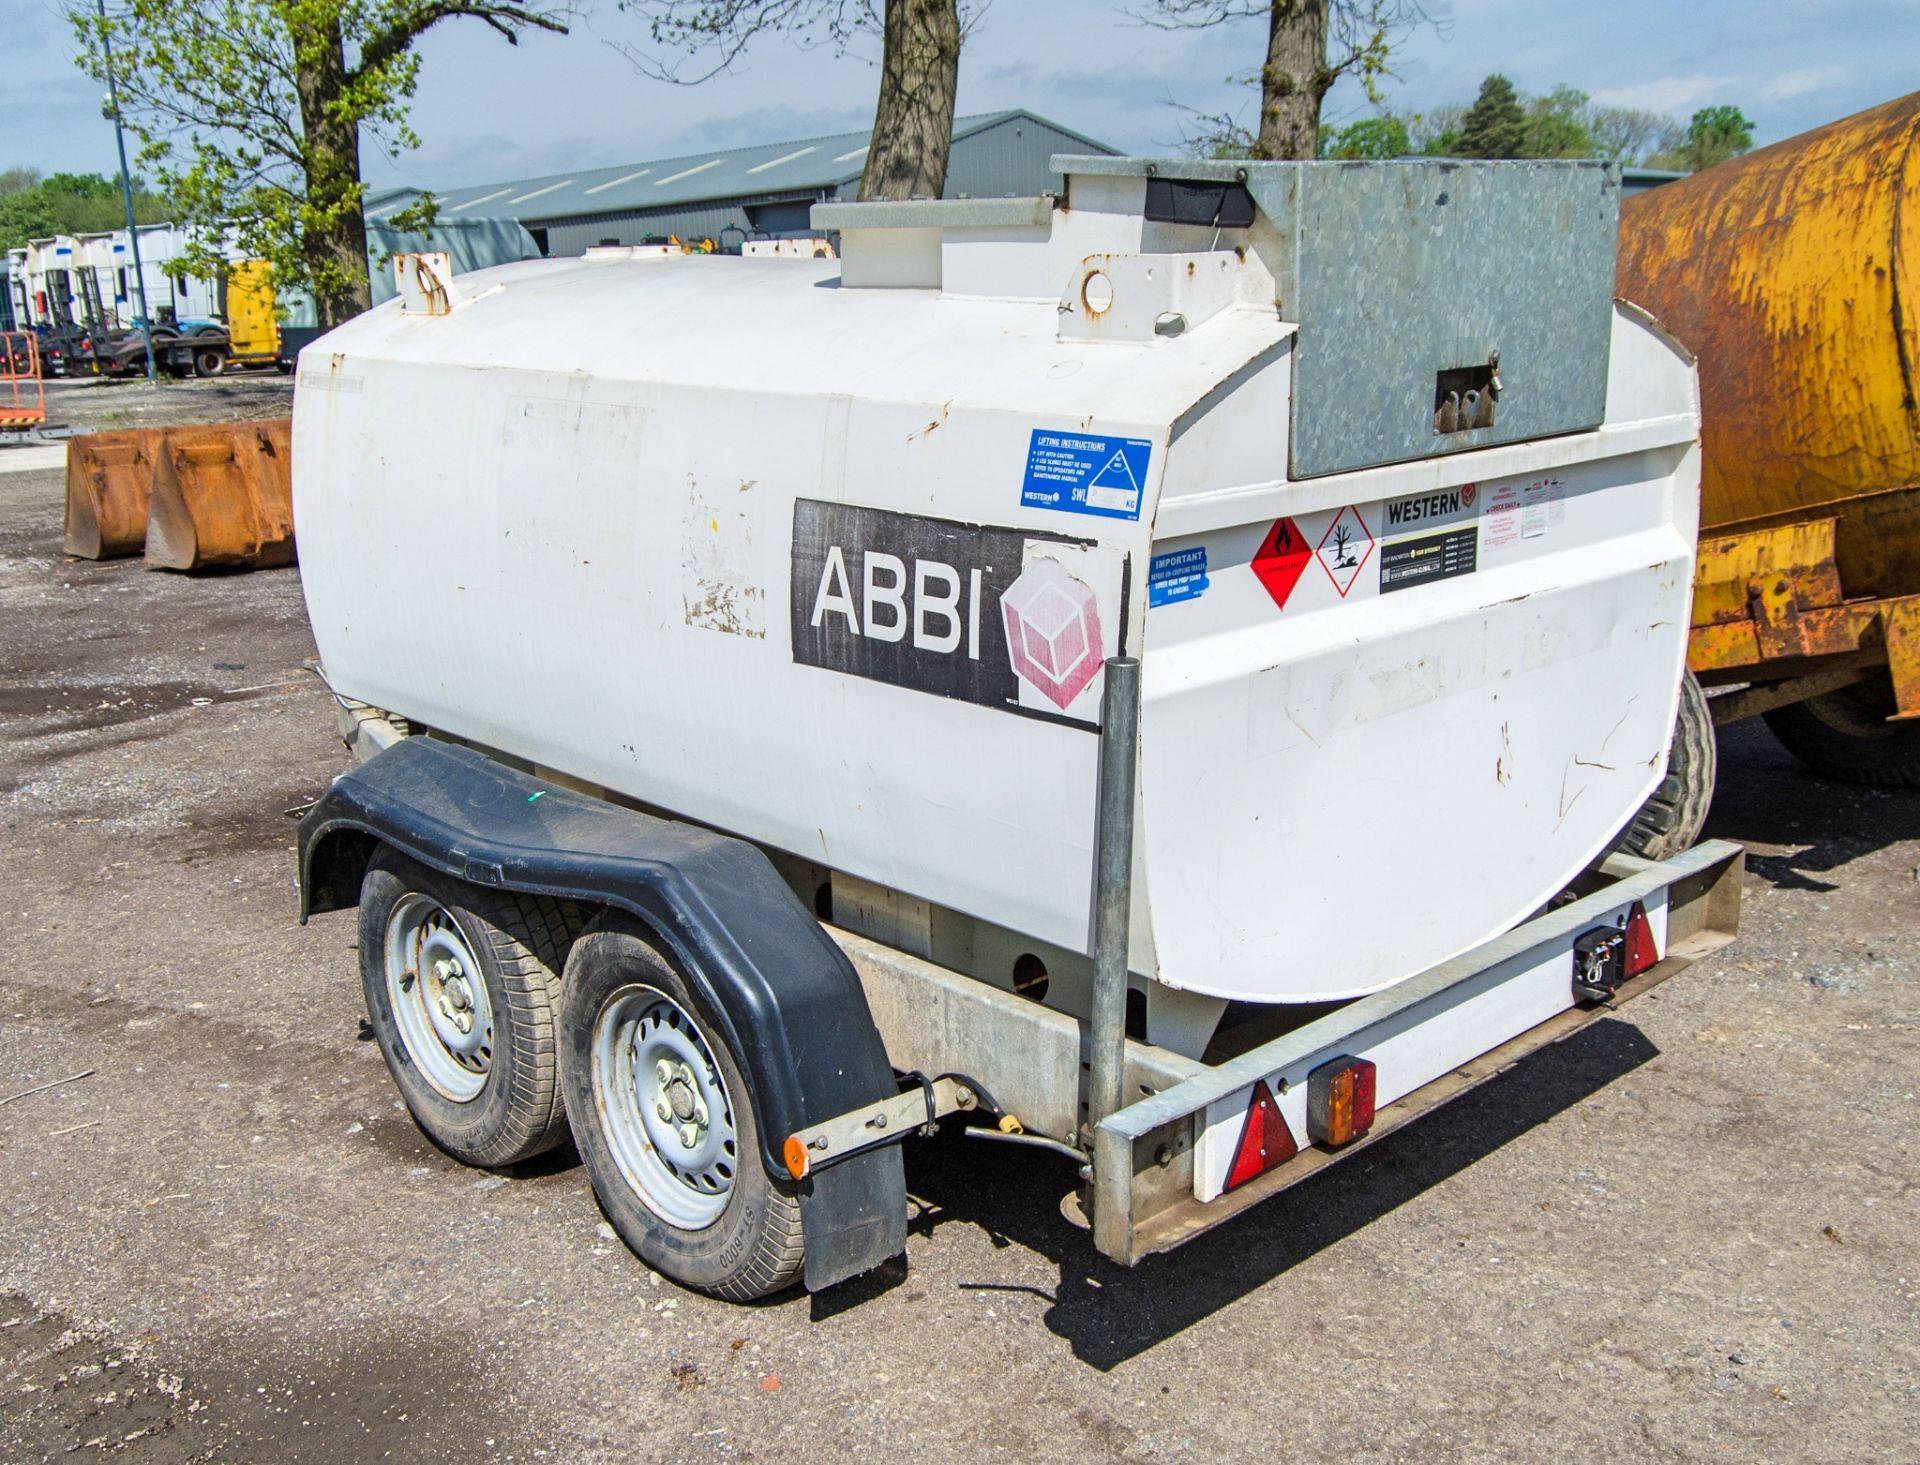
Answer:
[{"left": 797, "top": 657, "right": 1743, "bottom": 1268}]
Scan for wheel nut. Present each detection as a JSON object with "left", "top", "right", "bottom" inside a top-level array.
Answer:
[
  {"left": 656, "top": 1101, "right": 672, "bottom": 1122},
  {"left": 655, "top": 1060, "right": 673, "bottom": 1085},
  {"left": 678, "top": 1122, "right": 700, "bottom": 1149}
]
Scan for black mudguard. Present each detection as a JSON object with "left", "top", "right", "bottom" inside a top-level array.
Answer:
[{"left": 298, "top": 736, "right": 905, "bottom": 1292}]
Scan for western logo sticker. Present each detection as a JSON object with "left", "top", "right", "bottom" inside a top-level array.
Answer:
[
  {"left": 1381, "top": 484, "right": 1480, "bottom": 533},
  {"left": 791, "top": 499, "right": 1127, "bottom": 729}
]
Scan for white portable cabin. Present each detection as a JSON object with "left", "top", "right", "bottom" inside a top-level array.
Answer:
[{"left": 293, "top": 157, "right": 1699, "bottom": 1052}]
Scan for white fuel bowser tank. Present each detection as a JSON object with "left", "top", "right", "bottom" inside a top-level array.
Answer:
[{"left": 293, "top": 157, "right": 1700, "bottom": 1019}]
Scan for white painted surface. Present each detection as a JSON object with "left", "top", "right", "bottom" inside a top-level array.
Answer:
[{"left": 295, "top": 172, "right": 1700, "bottom": 1006}]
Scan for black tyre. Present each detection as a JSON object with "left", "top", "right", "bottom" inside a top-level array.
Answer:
[
  {"left": 1619, "top": 669, "right": 1717, "bottom": 860},
  {"left": 192, "top": 347, "right": 224, "bottom": 377},
  {"left": 358, "top": 848, "right": 578, "bottom": 1167},
  {"left": 560, "top": 916, "right": 804, "bottom": 1300},
  {"left": 1763, "top": 673, "right": 1920, "bottom": 787}
]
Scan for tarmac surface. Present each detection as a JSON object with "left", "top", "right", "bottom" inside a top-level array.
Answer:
[{"left": 2, "top": 375, "right": 1917, "bottom": 1462}]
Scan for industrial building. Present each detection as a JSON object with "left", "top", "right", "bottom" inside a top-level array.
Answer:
[{"left": 372, "top": 109, "right": 1116, "bottom": 258}]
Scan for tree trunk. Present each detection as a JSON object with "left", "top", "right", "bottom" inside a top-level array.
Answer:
[
  {"left": 293, "top": 15, "right": 371, "bottom": 328},
  {"left": 1255, "top": 0, "right": 1329, "bottom": 161},
  {"left": 858, "top": 0, "right": 961, "bottom": 201}
]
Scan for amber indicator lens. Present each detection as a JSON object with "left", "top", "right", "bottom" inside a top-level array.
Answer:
[{"left": 1307, "top": 1056, "right": 1377, "bottom": 1147}]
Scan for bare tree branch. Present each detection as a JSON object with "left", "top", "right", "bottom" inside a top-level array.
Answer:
[{"left": 358, "top": 2, "right": 573, "bottom": 82}]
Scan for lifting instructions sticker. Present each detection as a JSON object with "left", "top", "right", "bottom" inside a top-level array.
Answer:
[
  {"left": 1148, "top": 546, "right": 1209, "bottom": 607},
  {"left": 1021, "top": 430, "right": 1152, "bottom": 521}
]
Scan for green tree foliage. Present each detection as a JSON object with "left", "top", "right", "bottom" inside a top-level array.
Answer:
[
  {"left": 1646, "top": 104, "right": 1756, "bottom": 172},
  {"left": 1522, "top": 84, "right": 1596, "bottom": 157},
  {"left": 0, "top": 169, "right": 171, "bottom": 252},
  {"left": 1415, "top": 80, "right": 1707, "bottom": 168},
  {"left": 70, "top": 2, "right": 569, "bottom": 329},
  {"left": 1455, "top": 73, "right": 1528, "bottom": 157},
  {"left": 1322, "top": 113, "right": 1411, "bottom": 159}
]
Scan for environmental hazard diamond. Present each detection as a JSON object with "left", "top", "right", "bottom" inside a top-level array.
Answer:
[{"left": 1316, "top": 504, "right": 1375, "bottom": 598}]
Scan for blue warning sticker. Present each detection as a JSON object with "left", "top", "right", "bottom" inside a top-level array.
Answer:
[
  {"left": 1021, "top": 430, "right": 1152, "bottom": 521},
  {"left": 1148, "top": 546, "right": 1208, "bottom": 607}
]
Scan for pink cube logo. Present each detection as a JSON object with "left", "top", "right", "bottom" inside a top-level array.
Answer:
[{"left": 1000, "top": 557, "right": 1103, "bottom": 710}]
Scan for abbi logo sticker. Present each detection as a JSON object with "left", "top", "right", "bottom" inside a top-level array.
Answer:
[
  {"left": 790, "top": 499, "right": 1126, "bottom": 728},
  {"left": 1000, "top": 557, "right": 1103, "bottom": 710}
]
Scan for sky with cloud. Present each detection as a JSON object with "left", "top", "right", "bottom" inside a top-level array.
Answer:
[{"left": 2, "top": 0, "right": 1911, "bottom": 191}]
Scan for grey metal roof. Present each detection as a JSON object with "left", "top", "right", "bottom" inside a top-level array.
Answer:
[{"left": 374, "top": 110, "right": 1114, "bottom": 224}]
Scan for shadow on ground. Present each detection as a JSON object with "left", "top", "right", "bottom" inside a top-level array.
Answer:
[
  {"left": 902, "top": 1017, "right": 1657, "bottom": 1370},
  {"left": 1702, "top": 719, "right": 1920, "bottom": 893}
]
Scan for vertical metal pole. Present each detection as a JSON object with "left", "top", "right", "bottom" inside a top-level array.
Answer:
[
  {"left": 1088, "top": 655, "right": 1140, "bottom": 1138},
  {"left": 98, "top": 0, "right": 155, "bottom": 383}
]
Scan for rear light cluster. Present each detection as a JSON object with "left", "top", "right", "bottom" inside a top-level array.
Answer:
[
  {"left": 1223, "top": 1056, "right": 1378, "bottom": 1193},
  {"left": 1573, "top": 901, "right": 1659, "bottom": 1002},
  {"left": 1222, "top": 906, "right": 1659, "bottom": 1194},
  {"left": 1223, "top": 1080, "right": 1296, "bottom": 1191},
  {"left": 1308, "top": 1056, "right": 1376, "bottom": 1147}
]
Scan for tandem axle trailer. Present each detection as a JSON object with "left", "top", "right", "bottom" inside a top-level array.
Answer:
[{"left": 299, "top": 679, "right": 1741, "bottom": 1295}]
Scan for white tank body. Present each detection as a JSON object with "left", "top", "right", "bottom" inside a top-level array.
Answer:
[{"left": 294, "top": 160, "right": 1701, "bottom": 1006}]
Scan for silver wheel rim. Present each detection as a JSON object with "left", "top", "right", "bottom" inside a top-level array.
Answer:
[
  {"left": 383, "top": 893, "right": 494, "bottom": 1103},
  {"left": 591, "top": 988, "right": 736, "bottom": 1231}
]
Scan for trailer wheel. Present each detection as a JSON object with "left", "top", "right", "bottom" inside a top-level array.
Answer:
[
  {"left": 1763, "top": 673, "right": 1920, "bottom": 787},
  {"left": 1619, "top": 669, "right": 1717, "bottom": 861},
  {"left": 560, "top": 918, "right": 805, "bottom": 1300},
  {"left": 192, "top": 347, "right": 225, "bottom": 378},
  {"left": 358, "top": 848, "right": 577, "bottom": 1167}
]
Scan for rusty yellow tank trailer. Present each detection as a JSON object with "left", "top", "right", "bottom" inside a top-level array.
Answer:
[{"left": 1617, "top": 90, "right": 1920, "bottom": 785}]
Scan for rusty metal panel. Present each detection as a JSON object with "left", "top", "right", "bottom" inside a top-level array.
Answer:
[
  {"left": 1687, "top": 517, "right": 1920, "bottom": 719},
  {"left": 1618, "top": 91, "right": 1920, "bottom": 533},
  {"left": 1886, "top": 595, "right": 1920, "bottom": 719},
  {"left": 145, "top": 419, "right": 294, "bottom": 571},
  {"left": 63, "top": 427, "right": 160, "bottom": 559},
  {"left": 1691, "top": 518, "right": 1844, "bottom": 627}
]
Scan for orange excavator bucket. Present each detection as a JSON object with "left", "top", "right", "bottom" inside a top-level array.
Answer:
[
  {"left": 64, "top": 428, "right": 162, "bottom": 560},
  {"left": 145, "top": 419, "right": 295, "bottom": 571}
]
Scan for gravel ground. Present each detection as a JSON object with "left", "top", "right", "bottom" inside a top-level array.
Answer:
[{"left": 2, "top": 391, "right": 1916, "bottom": 1461}]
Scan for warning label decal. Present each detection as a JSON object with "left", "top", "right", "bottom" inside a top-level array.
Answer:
[
  {"left": 1484, "top": 476, "right": 1566, "bottom": 549},
  {"left": 1021, "top": 430, "right": 1153, "bottom": 522},
  {"left": 1148, "top": 546, "right": 1209, "bottom": 607},
  {"left": 1251, "top": 517, "right": 1312, "bottom": 609},
  {"left": 1380, "top": 525, "right": 1479, "bottom": 593},
  {"left": 1315, "top": 505, "right": 1375, "bottom": 597}
]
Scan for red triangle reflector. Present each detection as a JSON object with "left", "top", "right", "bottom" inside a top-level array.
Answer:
[
  {"left": 1623, "top": 901, "right": 1659, "bottom": 978},
  {"left": 1225, "top": 1079, "right": 1299, "bottom": 1192}
]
